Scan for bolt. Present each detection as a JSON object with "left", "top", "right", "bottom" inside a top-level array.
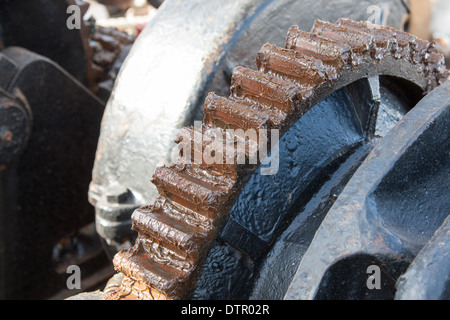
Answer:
[{"left": 106, "top": 184, "right": 133, "bottom": 204}]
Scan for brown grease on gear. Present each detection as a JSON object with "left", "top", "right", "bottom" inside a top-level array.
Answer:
[
  {"left": 88, "top": 26, "right": 135, "bottom": 92},
  {"left": 103, "top": 19, "right": 448, "bottom": 300}
]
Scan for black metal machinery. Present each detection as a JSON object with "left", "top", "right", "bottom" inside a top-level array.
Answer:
[
  {"left": 0, "top": 46, "right": 107, "bottom": 300},
  {"left": 0, "top": 0, "right": 134, "bottom": 299},
  {"left": 90, "top": 0, "right": 448, "bottom": 300}
]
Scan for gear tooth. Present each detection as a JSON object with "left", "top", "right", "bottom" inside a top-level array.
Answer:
[
  {"left": 311, "top": 19, "right": 374, "bottom": 66},
  {"left": 111, "top": 162, "right": 233, "bottom": 299},
  {"left": 425, "top": 40, "right": 439, "bottom": 54},
  {"left": 388, "top": 28, "right": 415, "bottom": 59},
  {"left": 257, "top": 42, "right": 338, "bottom": 83},
  {"left": 132, "top": 229, "right": 199, "bottom": 273},
  {"left": 163, "top": 194, "right": 214, "bottom": 230},
  {"left": 380, "top": 27, "right": 439, "bottom": 64},
  {"left": 410, "top": 37, "right": 438, "bottom": 64},
  {"left": 335, "top": 19, "right": 444, "bottom": 78},
  {"left": 113, "top": 247, "right": 188, "bottom": 299},
  {"left": 174, "top": 126, "right": 195, "bottom": 146},
  {"left": 284, "top": 25, "right": 301, "bottom": 50},
  {"left": 152, "top": 165, "right": 231, "bottom": 215},
  {"left": 424, "top": 52, "right": 446, "bottom": 72},
  {"left": 173, "top": 126, "right": 201, "bottom": 164},
  {"left": 410, "top": 38, "right": 428, "bottom": 64},
  {"left": 285, "top": 26, "right": 351, "bottom": 64},
  {"left": 131, "top": 206, "right": 206, "bottom": 254},
  {"left": 173, "top": 125, "right": 251, "bottom": 177},
  {"left": 102, "top": 275, "right": 170, "bottom": 300},
  {"left": 336, "top": 18, "right": 396, "bottom": 60},
  {"left": 423, "top": 53, "right": 447, "bottom": 87},
  {"left": 180, "top": 164, "right": 236, "bottom": 194},
  {"left": 204, "top": 92, "right": 285, "bottom": 131},
  {"left": 231, "top": 66, "right": 303, "bottom": 113}
]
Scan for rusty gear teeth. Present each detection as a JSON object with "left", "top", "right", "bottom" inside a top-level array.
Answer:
[
  {"left": 104, "top": 19, "right": 448, "bottom": 300},
  {"left": 311, "top": 19, "right": 374, "bottom": 66},
  {"left": 256, "top": 43, "right": 332, "bottom": 85},
  {"left": 204, "top": 92, "right": 284, "bottom": 131},
  {"left": 231, "top": 66, "right": 303, "bottom": 113},
  {"left": 152, "top": 166, "right": 230, "bottom": 214},
  {"left": 285, "top": 26, "right": 352, "bottom": 64}
]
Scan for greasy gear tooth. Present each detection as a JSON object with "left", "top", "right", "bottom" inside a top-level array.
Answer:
[
  {"left": 256, "top": 43, "right": 334, "bottom": 83},
  {"left": 336, "top": 18, "right": 396, "bottom": 60},
  {"left": 204, "top": 92, "right": 285, "bottom": 131},
  {"left": 231, "top": 66, "right": 302, "bottom": 113},
  {"left": 285, "top": 25, "right": 351, "bottom": 64},
  {"left": 151, "top": 166, "right": 232, "bottom": 215},
  {"left": 311, "top": 19, "right": 374, "bottom": 66}
]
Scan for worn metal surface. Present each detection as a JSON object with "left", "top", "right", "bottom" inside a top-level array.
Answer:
[
  {"left": 0, "top": 47, "right": 108, "bottom": 299},
  {"left": 285, "top": 78, "right": 450, "bottom": 300},
  {"left": 395, "top": 215, "right": 450, "bottom": 300},
  {"left": 105, "top": 19, "right": 447, "bottom": 300},
  {"left": 89, "top": 0, "right": 410, "bottom": 258}
]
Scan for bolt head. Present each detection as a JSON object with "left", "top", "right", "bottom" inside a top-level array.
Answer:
[{"left": 106, "top": 184, "right": 132, "bottom": 204}]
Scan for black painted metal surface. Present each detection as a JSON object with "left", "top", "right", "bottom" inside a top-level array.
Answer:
[
  {"left": 194, "top": 75, "right": 423, "bottom": 299},
  {"left": 396, "top": 215, "right": 450, "bottom": 300},
  {"left": 0, "top": 47, "right": 108, "bottom": 299},
  {"left": 0, "top": 75, "right": 31, "bottom": 169},
  {"left": 285, "top": 79, "right": 450, "bottom": 300},
  {"left": 0, "top": 0, "right": 91, "bottom": 86}
]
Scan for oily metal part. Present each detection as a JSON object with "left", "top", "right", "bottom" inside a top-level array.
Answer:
[
  {"left": 89, "top": 1, "right": 408, "bottom": 256},
  {"left": 105, "top": 19, "right": 447, "bottom": 300},
  {"left": 0, "top": 0, "right": 134, "bottom": 96},
  {"left": 90, "top": 25, "right": 135, "bottom": 101},
  {"left": 89, "top": 0, "right": 268, "bottom": 205},
  {"left": 207, "top": 0, "right": 409, "bottom": 100}
]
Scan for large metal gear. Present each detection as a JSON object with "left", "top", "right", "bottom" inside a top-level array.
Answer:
[
  {"left": 102, "top": 18, "right": 448, "bottom": 300},
  {"left": 88, "top": 0, "right": 410, "bottom": 258}
]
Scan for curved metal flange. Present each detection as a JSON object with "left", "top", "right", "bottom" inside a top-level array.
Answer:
[
  {"left": 285, "top": 79, "right": 450, "bottom": 300},
  {"left": 395, "top": 215, "right": 450, "bottom": 300}
]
